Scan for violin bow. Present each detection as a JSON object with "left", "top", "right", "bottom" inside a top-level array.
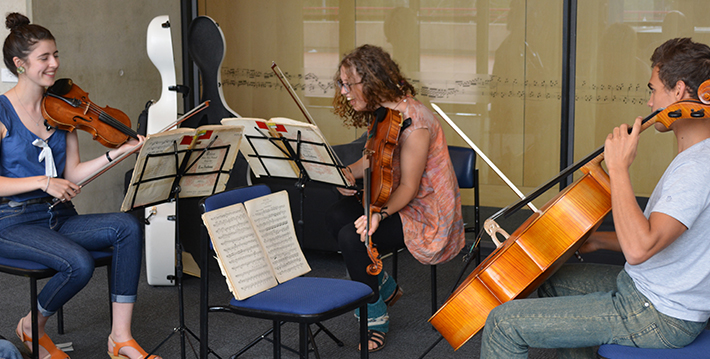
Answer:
[
  {"left": 49, "top": 101, "right": 210, "bottom": 209},
  {"left": 270, "top": 62, "right": 352, "bottom": 182}
]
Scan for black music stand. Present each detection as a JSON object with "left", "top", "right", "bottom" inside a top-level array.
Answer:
[
  {"left": 123, "top": 127, "right": 241, "bottom": 359},
  {"left": 233, "top": 119, "right": 351, "bottom": 240},
  {"left": 214, "top": 122, "right": 350, "bottom": 357}
]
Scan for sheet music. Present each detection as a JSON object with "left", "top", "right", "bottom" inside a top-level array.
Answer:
[
  {"left": 221, "top": 117, "right": 347, "bottom": 186},
  {"left": 243, "top": 190, "right": 311, "bottom": 283},
  {"left": 202, "top": 203, "right": 278, "bottom": 299},
  {"left": 121, "top": 124, "right": 243, "bottom": 211}
]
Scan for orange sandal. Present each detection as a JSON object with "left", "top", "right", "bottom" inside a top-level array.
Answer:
[
  {"left": 108, "top": 336, "right": 160, "bottom": 359},
  {"left": 15, "top": 318, "right": 70, "bottom": 359}
]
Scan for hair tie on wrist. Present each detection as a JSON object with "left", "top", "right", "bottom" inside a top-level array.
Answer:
[
  {"left": 379, "top": 210, "right": 389, "bottom": 220},
  {"left": 43, "top": 176, "right": 50, "bottom": 192},
  {"left": 105, "top": 151, "right": 113, "bottom": 162}
]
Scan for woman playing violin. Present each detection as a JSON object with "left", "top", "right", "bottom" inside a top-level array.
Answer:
[
  {"left": 0, "top": 13, "right": 159, "bottom": 359},
  {"left": 325, "top": 44, "right": 465, "bottom": 352},
  {"left": 480, "top": 37, "right": 710, "bottom": 358}
]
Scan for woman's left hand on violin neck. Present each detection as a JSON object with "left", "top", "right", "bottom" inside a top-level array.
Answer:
[{"left": 355, "top": 212, "right": 382, "bottom": 243}]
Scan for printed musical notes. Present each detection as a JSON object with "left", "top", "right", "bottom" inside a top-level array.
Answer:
[
  {"left": 220, "top": 66, "right": 650, "bottom": 106},
  {"left": 202, "top": 190, "right": 311, "bottom": 300}
]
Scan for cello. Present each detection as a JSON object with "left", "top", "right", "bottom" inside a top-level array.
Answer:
[{"left": 429, "top": 81, "right": 710, "bottom": 350}]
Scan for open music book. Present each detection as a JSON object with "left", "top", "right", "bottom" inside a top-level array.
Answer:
[
  {"left": 221, "top": 117, "right": 349, "bottom": 187},
  {"left": 201, "top": 190, "right": 311, "bottom": 300},
  {"left": 121, "top": 124, "right": 243, "bottom": 211}
]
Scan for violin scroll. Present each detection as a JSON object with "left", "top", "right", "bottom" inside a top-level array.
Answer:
[{"left": 365, "top": 233, "right": 383, "bottom": 275}]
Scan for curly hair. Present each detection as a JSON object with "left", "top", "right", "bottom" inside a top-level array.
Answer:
[
  {"left": 650, "top": 38, "right": 710, "bottom": 100},
  {"left": 3, "top": 12, "right": 55, "bottom": 76},
  {"left": 332, "top": 45, "right": 416, "bottom": 128}
]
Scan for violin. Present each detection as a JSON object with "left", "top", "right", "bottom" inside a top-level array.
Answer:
[
  {"left": 47, "top": 101, "right": 209, "bottom": 209},
  {"left": 362, "top": 106, "right": 404, "bottom": 275},
  {"left": 41, "top": 78, "right": 139, "bottom": 148},
  {"left": 429, "top": 80, "right": 710, "bottom": 350}
]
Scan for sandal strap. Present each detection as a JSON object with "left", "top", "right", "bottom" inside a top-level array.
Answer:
[
  {"left": 38, "top": 334, "right": 70, "bottom": 359},
  {"left": 367, "top": 330, "right": 386, "bottom": 352},
  {"left": 16, "top": 319, "right": 69, "bottom": 359},
  {"left": 110, "top": 337, "right": 152, "bottom": 359}
]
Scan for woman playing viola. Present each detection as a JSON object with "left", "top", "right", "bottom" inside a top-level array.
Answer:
[
  {"left": 0, "top": 13, "right": 159, "bottom": 359},
  {"left": 326, "top": 44, "right": 465, "bottom": 352}
]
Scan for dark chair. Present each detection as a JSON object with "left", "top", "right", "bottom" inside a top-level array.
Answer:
[
  {"left": 0, "top": 249, "right": 113, "bottom": 359},
  {"left": 390, "top": 145, "right": 480, "bottom": 316},
  {"left": 597, "top": 329, "right": 710, "bottom": 359},
  {"left": 199, "top": 184, "right": 374, "bottom": 358}
]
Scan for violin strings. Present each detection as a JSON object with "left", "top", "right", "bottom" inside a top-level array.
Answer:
[{"left": 84, "top": 102, "right": 136, "bottom": 138}]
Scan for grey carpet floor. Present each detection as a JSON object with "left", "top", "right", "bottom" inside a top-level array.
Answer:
[{"left": 0, "top": 241, "right": 563, "bottom": 359}]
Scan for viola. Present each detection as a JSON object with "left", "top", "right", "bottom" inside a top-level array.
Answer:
[
  {"left": 362, "top": 107, "right": 404, "bottom": 275},
  {"left": 41, "top": 78, "right": 139, "bottom": 148},
  {"left": 428, "top": 80, "right": 710, "bottom": 350}
]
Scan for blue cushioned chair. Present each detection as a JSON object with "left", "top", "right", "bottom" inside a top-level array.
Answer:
[
  {"left": 199, "top": 184, "right": 374, "bottom": 359},
  {"left": 0, "top": 249, "right": 113, "bottom": 359},
  {"left": 390, "top": 145, "right": 480, "bottom": 315},
  {"left": 597, "top": 329, "right": 710, "bottom": 358}
]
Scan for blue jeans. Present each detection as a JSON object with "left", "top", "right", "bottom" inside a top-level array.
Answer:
[
  {"left": 480, "top": 263, "right": 707, "bottom": 359},
  {"left": 0, "top": 201, "right": 143, "bottom": 317},
  {"left": 0, "top": 339, "right": 22, "bottom": 359}
]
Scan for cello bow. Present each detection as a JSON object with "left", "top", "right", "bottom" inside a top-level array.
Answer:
[{"left": 432, "top": 103, "right": 537, "bottom": 247}]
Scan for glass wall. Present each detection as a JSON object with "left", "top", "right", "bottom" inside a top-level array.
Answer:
[
  {"left": 201, "top": 0, "right": 709, "bottom": 208},
  {"left": 575, "top": 0, "right": 710, "bottom": 197}
]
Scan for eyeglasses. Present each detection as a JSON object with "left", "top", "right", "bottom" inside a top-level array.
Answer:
[{"left": 335, "top": 79, "right": 363, "bottom": 93}]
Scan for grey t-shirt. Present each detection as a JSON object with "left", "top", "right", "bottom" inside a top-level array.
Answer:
[{"left": 626, "top": 138, "right": 710, "bottom": 322}]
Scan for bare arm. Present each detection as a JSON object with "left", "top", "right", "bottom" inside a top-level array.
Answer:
[
  {"left": 604, "top": 117, "right": 687, "bottom": 265},
  {"left": 355, "top": 128, "right": 430, "bottom": 240}
]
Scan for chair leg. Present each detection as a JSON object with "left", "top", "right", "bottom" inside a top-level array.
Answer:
[
  {"left": 391, "top": 250, "right": 398, "bottom": 283},
  {"left": 299, "top": 323, "right": 308, "bottom": 359},
  {"left": 273, "top": 319, "right": 281, "bottom": 359},
  {"left": 57, "top": 306, "right": 64, "bottom": 334},
  {"left": 360, "top": 303, "right": 368, "bottom": 359},
  {"left": 107, "top": 263, "right": 113, "bottom": 325},
  {"left": 430, "top": 265, "right": 437, "bottom": 316},
  {"left": 30, "top": 277, "right": 40, "bottom": 359}
]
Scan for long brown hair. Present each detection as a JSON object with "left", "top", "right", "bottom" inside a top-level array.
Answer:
[
  {"left": 332, "top": 45, "right": 416, "bottom": 128},
  {"left": 3, "top": 12, "right": 55, "bottom": 76}
]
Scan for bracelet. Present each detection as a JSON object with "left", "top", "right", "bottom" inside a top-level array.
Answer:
[
  {"left": 43, "top": 176, "right": 51, "bottom": 192},
  {"left": 105, "top": 151, "right": 113, "bottom": 162},
  {"left": 379, "top": 210, "right": 389, "bottom": 220}
]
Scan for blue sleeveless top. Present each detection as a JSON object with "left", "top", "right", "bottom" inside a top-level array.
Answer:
[{"left": 0, "top": 95, "right": 67, "bottom": 202}]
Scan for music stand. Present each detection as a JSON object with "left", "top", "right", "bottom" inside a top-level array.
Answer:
[
  {"left": 122, "top": 125, "right": 243, "bottom": 359},
  {"left": 222, "top": 117, "right": 350, "bottom": 239}
]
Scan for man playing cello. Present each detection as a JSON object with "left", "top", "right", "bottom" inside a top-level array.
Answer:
[{"left": 480, "top": 37, "right": 710, "bottom": 358}]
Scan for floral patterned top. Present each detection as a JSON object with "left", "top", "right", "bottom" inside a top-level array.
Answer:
[{"left": 391, "top": 99, "right": 465, "bottom": 264}]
